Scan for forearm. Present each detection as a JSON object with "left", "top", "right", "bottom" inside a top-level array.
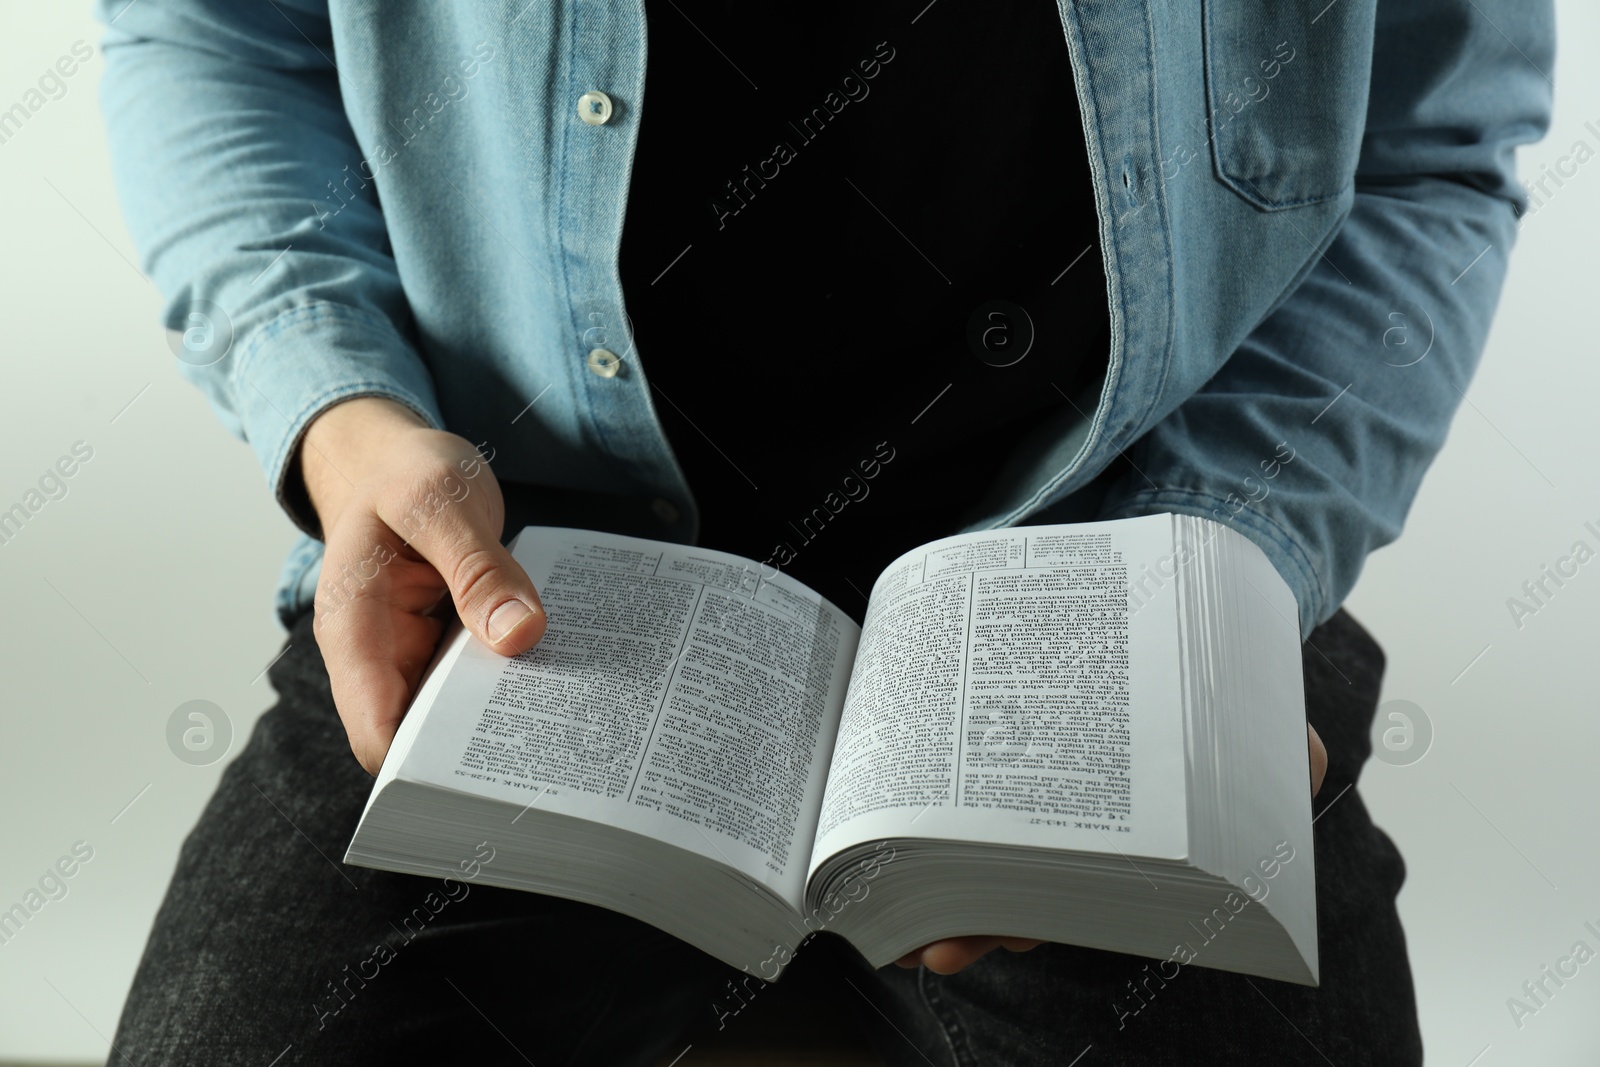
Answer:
[
  {"left": 94, "top": 0, "right": 445, "bottom": 534},
  {"left": 1097, "top": 0, "right": 1555, "bottom": 635}
]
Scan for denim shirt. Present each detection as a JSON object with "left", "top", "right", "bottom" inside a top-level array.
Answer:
[{"left": 93, "top": 0, "right": 1553, "bottom": 636}]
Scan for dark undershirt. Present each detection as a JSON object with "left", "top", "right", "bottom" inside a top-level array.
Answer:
[{"left": 618, "top": 0, "right": 1108, "bottom": 623}]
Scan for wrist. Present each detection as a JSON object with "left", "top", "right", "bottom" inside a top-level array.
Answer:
[{"left": 300, "top": 396, "right": 430, "bottom": 536}]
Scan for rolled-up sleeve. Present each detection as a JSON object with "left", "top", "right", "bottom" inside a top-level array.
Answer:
[
  {"left": 1096, "top": 0, "right": 1555, "bottom": 637},
  {"left": 93, "top": 0, "right": 445, "bottom": 537}
]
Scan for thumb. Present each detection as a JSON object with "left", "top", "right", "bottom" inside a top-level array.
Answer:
[
  {"left": 1309, "top": 724, "right": 1328, "bottom": 798},
  {"left": 452, "top": 539, "right": 549, "bottom": 655},
  {"left": 387, "top": 486, "right": 548, "bottom": 657}
]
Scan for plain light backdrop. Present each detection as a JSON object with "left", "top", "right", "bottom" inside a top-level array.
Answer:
[{"left": 0, "top": 2, "right": 1595, "bottom": 1063}]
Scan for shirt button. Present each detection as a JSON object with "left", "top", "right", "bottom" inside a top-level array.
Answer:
[
  {"left": 652, "top": 497, "right": 680, "bottom": 524},
  {"left": 586, "top": 347, "right": 622, "bottom": 378},
  {"left": 578, "top": 91, "right": 614, "bottom": 125}
]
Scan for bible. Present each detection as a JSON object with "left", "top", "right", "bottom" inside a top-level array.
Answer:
[{"left": 345, "top": 513, "right": 1318, "bottom": 985}]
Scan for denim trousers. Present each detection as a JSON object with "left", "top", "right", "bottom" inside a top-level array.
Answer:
[{"left": 109, "top": 606, "right": 1422, "bottom": 1066}]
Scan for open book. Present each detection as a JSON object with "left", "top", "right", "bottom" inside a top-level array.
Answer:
[{"left": 345, "top": 513, "right": 1317, "bottom": 985}]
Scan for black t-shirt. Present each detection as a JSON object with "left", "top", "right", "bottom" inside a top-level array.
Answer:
[{"left": 618, "top": 0, "right": 1108, "bottom": 622}]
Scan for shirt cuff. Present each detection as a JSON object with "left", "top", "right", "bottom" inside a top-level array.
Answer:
[
  {"left": 1095, "top": 487, "right": 1327, "bottom": 640},
  {"left": 229, "top": 302, "right": 445, "bottom": 540}
]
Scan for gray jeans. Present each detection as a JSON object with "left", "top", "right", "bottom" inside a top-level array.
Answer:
[{"left": 109, "top": 607, "right": 1421, "bottom": 1066}]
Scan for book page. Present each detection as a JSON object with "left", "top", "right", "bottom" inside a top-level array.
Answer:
[
  {"left": 809, "top": 515, "right": 1188, "bottom": 877},
  {"left": 395, "top": 528, "right": 859, "bottom": 910}
]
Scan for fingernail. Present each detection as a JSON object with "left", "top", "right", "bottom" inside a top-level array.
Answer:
[{"left": 488, "top": 599, "right": 536, "bottom": 642}]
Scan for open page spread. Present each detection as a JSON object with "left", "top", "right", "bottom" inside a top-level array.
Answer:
[
  {"left": 809, "top": 516, "right": 1189, "bottom": 877},
  {"left": 394, "top": 529, "right": 860, "bottom": 911}
]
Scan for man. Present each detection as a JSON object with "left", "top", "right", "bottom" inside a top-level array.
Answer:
[{"left": 95, "top": 0, "right": 1552, "bottom": 1063}]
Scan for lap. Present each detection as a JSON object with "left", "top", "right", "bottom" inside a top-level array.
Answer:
[
  {"left": 111, "top": 608, "right": 735, "bottom": 1067},
  {"left": 114, "top": 608, "right": 1419, "bottom": 1066},
  {"left": 841, "top": 609, "right": 1423, "bottom": 1067}
]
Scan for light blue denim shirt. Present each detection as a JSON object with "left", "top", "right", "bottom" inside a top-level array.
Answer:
[{"left": 92, "top": 0, "right": 1553, "bottom": 636}]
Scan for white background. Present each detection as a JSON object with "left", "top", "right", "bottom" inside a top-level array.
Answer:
[{"left": 0, "top": 2, "right": 1595, "bottom": 1063}]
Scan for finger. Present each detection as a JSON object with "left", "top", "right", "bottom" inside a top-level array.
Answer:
[
  {"left": 893, "top": 937, "right": 1007, "bottom": 975},
  {"left": 894, "top": 935, "right": 1045, "bottom": 972},
  {"left": 1309, "top": 723, "right": 1328, "bottom": 798},
  {"left": 921, "top": 937, "right": 1008, "bottom": 974},
  {"left": 313, "top": 511, "right": 446, "bottom": 774},
  {"left": 379, "top": 455, "right": 547, "bottom": 657}
]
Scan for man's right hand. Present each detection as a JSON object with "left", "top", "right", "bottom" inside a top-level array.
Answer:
[{"left": 300, "top": 396, "right": 547, "bottom": 774}]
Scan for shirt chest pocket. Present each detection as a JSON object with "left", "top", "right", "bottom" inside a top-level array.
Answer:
[{"left": 1200, "top": 0, "right": 1376, "bottom": 210}]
